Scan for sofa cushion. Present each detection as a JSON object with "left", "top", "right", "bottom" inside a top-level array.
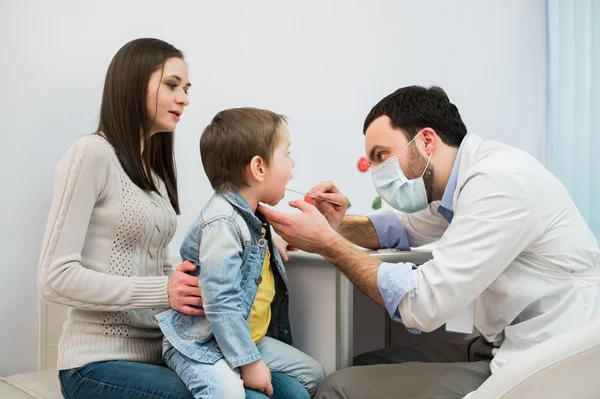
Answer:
[
  {"left": 0, "top": 380, "right": 37, "bottom": 399},
  {"left": 0, "top": 369, "right": 62, "bottom": 399}
]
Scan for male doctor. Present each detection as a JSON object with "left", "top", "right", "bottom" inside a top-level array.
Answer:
[{"left": 260, "top": 86, "right": 600, "bottom": 399}]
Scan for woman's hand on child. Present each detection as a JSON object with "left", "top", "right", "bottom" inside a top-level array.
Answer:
[
  {"left": 168, "top": 261, "right": 204, "bottom": 316},
  {"left": 240, "top": 359, "right": 273, "bottom": 396}
]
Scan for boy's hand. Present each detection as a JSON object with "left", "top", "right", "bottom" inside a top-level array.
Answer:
[
  {"left": 273, "top": 234, "right": 298, "bottom": 262},
  {"left": 240, "top": 360, "right": 273, "bottom": 396}
]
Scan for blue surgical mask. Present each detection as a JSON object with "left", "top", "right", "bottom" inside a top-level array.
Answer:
[{"left": 371, "top": 133, "right": 431, "bottom": 213}]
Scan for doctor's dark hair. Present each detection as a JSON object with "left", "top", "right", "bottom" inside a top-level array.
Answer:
[
  {"left": 97, "top": 38, "right": 183, "bottom": 214},
  {"left": 363, "top": 86, "right": 467, "bottom": 147}
]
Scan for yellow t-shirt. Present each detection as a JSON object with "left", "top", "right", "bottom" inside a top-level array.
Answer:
[{"left": 247, "top": 239, "right": 276, "bottom": 343}]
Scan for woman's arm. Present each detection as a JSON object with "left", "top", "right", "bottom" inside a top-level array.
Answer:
[{"left": 37, "top": 138, "right": 169, "bottom": 310}]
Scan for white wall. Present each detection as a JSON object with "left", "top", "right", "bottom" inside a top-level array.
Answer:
[{"left": 0, "top": 0, "right": 546, "bottom": 375}]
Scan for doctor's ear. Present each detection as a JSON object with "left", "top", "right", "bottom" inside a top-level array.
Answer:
[
  {"left": 248, "top": 155, "right": 267, "bottom": 183},
  {"left": 420, "top": 128, "right": 438, "bottom": 155}
]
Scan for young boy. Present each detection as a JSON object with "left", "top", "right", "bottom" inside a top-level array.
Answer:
[{"left": 156, "top": 108, "right": 324, "bottom": 398}]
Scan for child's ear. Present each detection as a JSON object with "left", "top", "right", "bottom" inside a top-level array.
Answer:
[{"left": 248, "top": 155, "right": 266, "bottom": 183}]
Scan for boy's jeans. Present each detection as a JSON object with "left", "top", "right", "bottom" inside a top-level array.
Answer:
[{"left": 164, "top": 336, "right": 325, "bottom": 399}]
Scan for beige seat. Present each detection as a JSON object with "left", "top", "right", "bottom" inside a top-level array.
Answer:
[
  {"left": 469, "top": 316, "right": 600, "bottom": 398},
  {"left": 0, "top": 369, "right": 62, "bottom": 399}
]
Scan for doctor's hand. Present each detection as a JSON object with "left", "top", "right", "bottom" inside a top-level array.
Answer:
[
  {"left": 307, "top": 180, "right": 348, "bottom": 231},
  {"left": 259, "top": 200, "right": 339, "bottom": 255}
]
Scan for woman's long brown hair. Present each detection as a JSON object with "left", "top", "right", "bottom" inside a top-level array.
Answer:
[{"left": 97, "top": 38, "right": 182, "bottom": 214}]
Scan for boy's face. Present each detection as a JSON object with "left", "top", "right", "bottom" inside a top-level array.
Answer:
[{"left": 261, "top": 126, "right": 295, "bottom": 206}]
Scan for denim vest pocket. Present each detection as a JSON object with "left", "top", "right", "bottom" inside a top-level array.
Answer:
[{"left": 173, "top": 313, "right": 213, "bottom": 342}]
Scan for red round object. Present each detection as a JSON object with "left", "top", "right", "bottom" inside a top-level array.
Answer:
[
  {"left": 304, "top": 195, "right": 315, "bottom": 205},
  {"left": 357, "top": 157, "right": 370, "bottom": 172}
]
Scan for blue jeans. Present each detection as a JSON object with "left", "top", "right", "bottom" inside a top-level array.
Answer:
[
  {"left": 59, "top": 359, "right": 312, "bottom": 399},
  {"left": 163, "top": 336, "right": 324, "bottom": 399}
]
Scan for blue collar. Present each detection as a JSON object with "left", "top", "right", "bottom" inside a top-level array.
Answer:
[
  {"left": 221, "top": 191, "right": 267, "bottom": 235},
  {"left": 437, "top": 136, "right": 468, "bottom": 223}
]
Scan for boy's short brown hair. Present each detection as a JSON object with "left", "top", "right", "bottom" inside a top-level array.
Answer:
[{"left": 200, "top": 107, "right": 287, "bottom": 193}]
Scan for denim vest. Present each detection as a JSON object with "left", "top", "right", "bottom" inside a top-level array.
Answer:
[{"left": 156, "top": 191, "right": 292, "bottom": 368}]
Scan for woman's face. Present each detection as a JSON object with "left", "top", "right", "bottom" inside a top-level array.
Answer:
[{"left": 146, "top": 57, "right": 191, "bottom": 135}]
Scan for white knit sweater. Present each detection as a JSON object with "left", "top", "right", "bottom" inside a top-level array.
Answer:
[{"left": 37, "top": 135, "right": 178, "bottom": 370}]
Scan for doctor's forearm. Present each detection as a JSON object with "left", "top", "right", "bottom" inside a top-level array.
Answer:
[
  {"left": 337, "top": 215, "right": 380, "bottom": 249},
  {"left": 321, "top": 234, "right": 384, "bottom": 307}
]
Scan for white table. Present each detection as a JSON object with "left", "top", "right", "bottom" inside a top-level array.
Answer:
[{"left": 285, "top": 249, "right": 433, "bottom": 376}]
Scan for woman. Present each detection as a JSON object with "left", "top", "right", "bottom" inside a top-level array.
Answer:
[{"left": 37, "top": 38, "right": 306, "bottom": 399}]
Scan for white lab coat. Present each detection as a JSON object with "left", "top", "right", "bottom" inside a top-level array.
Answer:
[{"left": 394, "top": 134, "right": 600, "bottom": 373}]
